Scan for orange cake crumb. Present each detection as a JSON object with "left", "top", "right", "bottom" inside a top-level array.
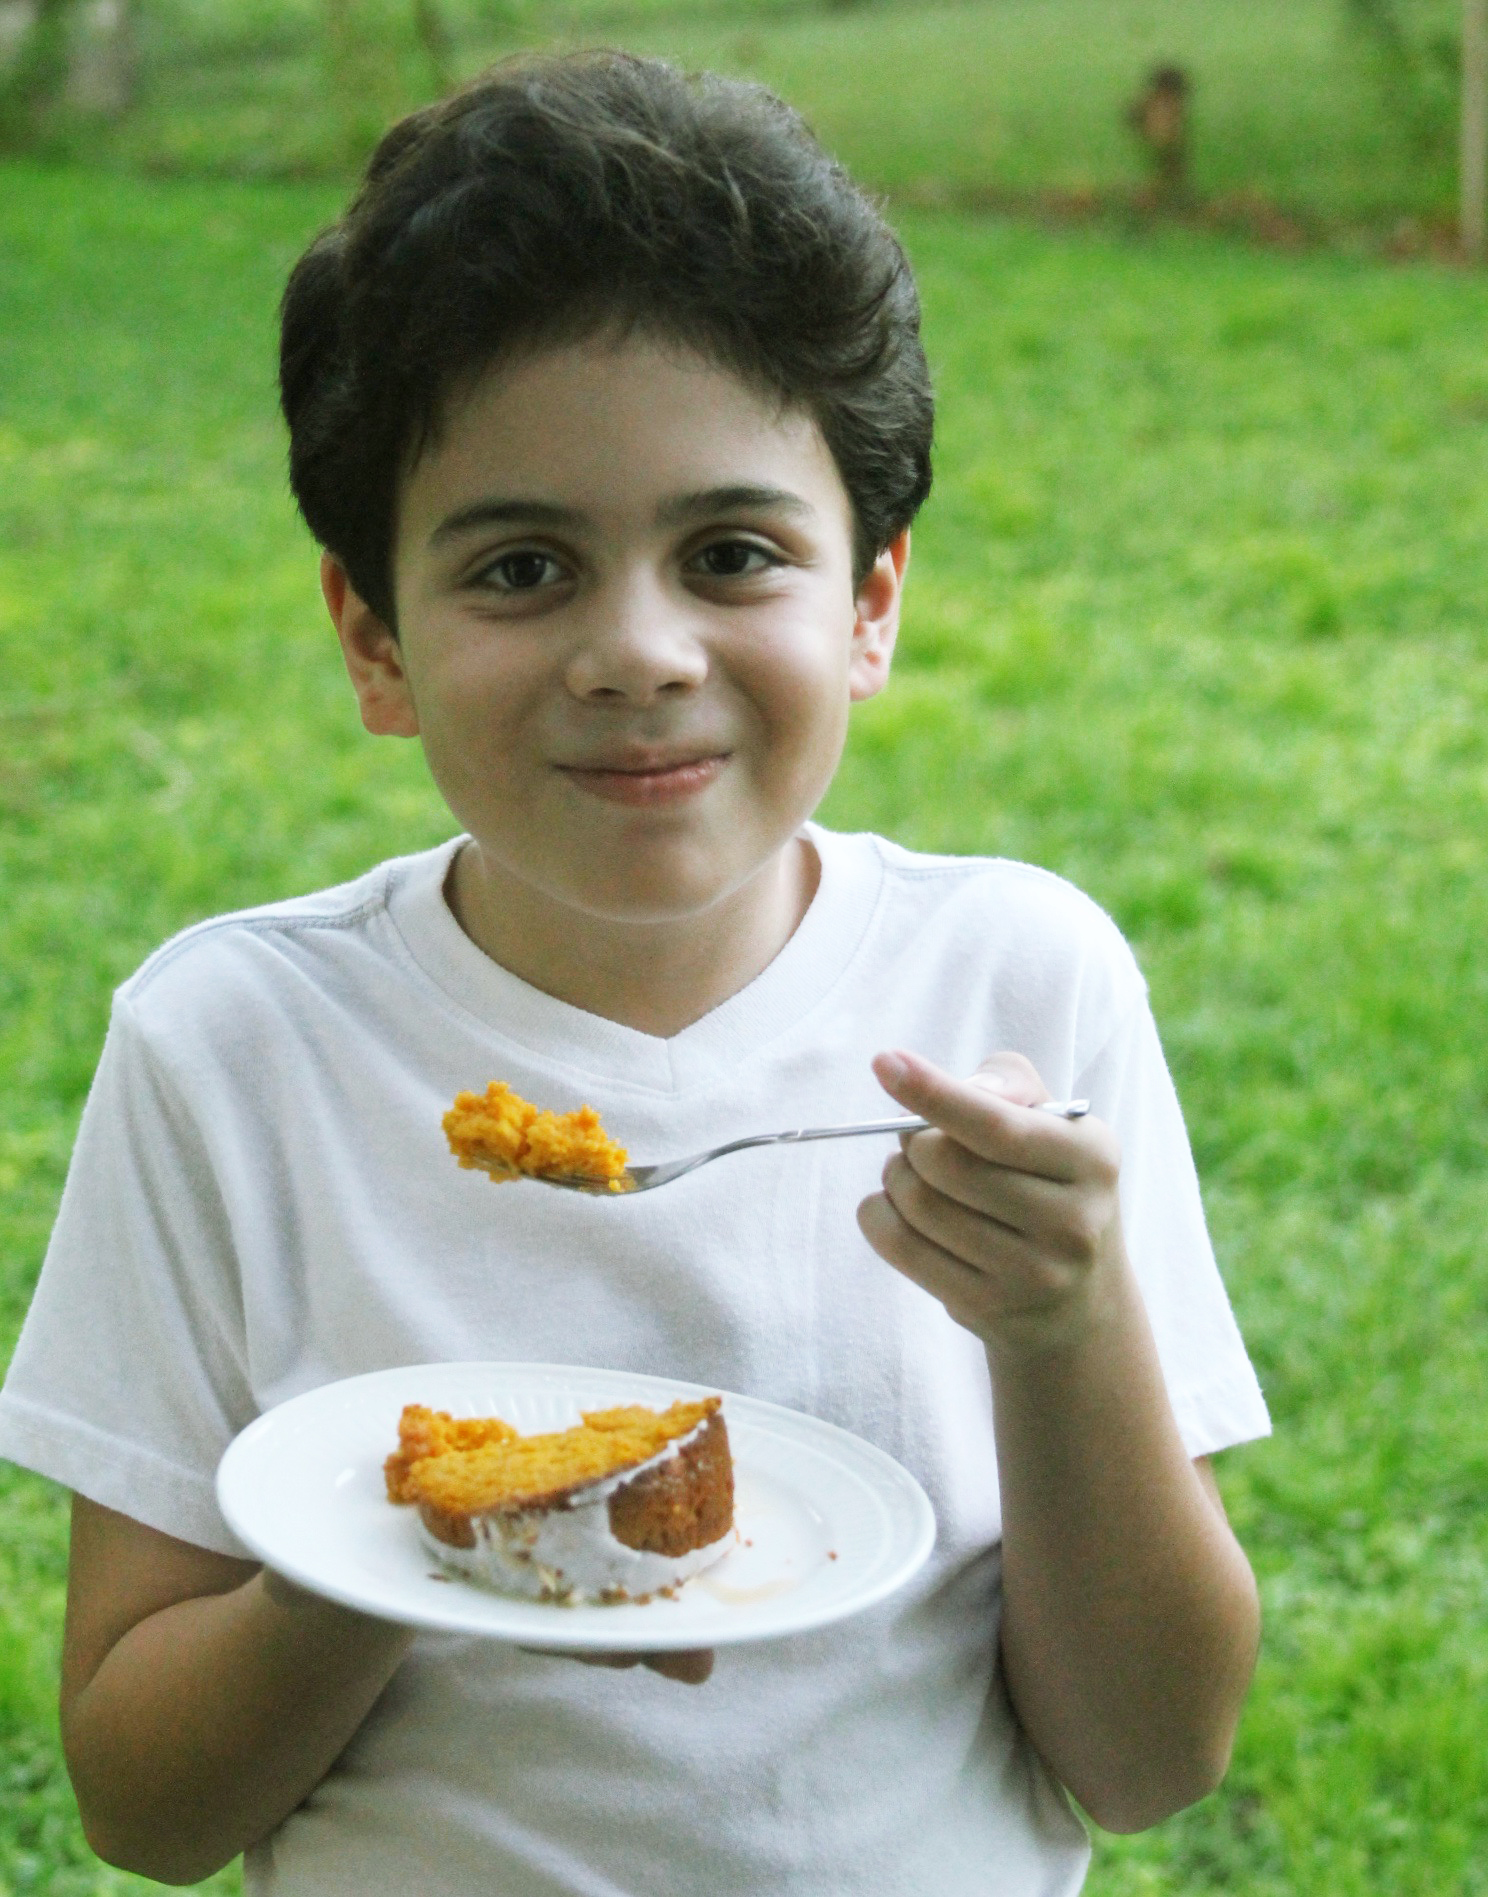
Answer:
[
  {"left": 443, "top": 1081, "right": 629, "bottom": 1189},
  {"left": 388, "top": 1397, "right": 721, "bottom": 1514}
]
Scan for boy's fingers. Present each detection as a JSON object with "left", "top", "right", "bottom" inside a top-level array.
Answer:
[
  {"left": 522, "top": 1645, "right": 639, "bottom": 1669},
  {"left": 645, "top": 1648, "right": 714, "bottom": 1684},
  {"left": 521, "top": 1645, "right": 714, "bottom": 1684},
  {"left": 883, "top": 1149, "right": 1042, "bottom": 1256},
  {"left": 858, "top": 1192, "right": 1046, "bottom": 1330},
  {"left": 893, "top": 1129, "right": 1116, "bottom": 1236},
  {"left": 873, "top": 1049, "right": 1080, "bottom": 1179}
]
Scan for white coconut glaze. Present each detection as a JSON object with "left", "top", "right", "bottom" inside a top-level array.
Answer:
[{"left": 417, "top": 1419, "right": 734, "bottom": 1604}]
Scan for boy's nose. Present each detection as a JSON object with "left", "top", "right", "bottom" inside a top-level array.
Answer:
[{"left": 563, "top": 577, "right": 709, "bottom": 703}]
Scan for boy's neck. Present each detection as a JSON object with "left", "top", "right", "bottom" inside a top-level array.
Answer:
[{"left": 445, "top": 836, "right": 819, "bottom": 1039}]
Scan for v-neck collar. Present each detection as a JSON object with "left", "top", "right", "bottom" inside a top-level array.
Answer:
[{"left": 384, "top": 824, "right": 885, "bottom": 1096}]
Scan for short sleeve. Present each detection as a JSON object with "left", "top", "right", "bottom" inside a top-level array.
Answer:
[
  {"left": 0, "top": 993, "right": 256, "bottom": 1555},
  {"left": 1078, "top": 944, "right": 1270, "bottom": 1460}
]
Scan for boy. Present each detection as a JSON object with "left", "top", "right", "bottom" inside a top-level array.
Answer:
[{"left": 0, "top": 51, "right": 1268, "bottom": 1894}]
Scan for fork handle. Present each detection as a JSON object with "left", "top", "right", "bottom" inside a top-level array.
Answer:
[
  {"left": 715, "top": 1100, "right": 1088, "bottom": 1160},
  {"left": 775, "top": 1099, "right": 1088, "bottom": 1145},
  {"left": 778, "top": 1116, "right": 930, "bottom": 1143}
]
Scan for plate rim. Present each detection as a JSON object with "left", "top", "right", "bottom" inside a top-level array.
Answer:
[{"left": 216, "top": 1360, "right": 937, "bottom": 1648}]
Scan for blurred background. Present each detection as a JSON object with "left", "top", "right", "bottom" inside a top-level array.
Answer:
[
  {"left": 0, "top": 0, "right": 1480, "bottom": 242},
  {"left": 3, "top": 3, "right": 1487, "bottom": 1892}
]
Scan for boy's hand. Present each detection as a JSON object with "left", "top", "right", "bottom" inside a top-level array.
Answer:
[
  {"left": 523, "top": 1647, "right": 713, "bottom": 1684},
  {"left": 858, "top": 1049, "right": 1124, "bottom": 1348},
  {"left": 861, "top": 1051, "right": 1264, "bottom": 1831}
]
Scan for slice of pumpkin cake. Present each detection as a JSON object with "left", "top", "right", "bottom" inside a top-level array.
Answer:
[{"left": 387, "top": 1397, "right": 734, "bottom": 1603}]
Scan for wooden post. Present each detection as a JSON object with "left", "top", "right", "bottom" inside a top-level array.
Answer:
[{"left": 1464, "top": 0, "right": 1488, "bottom": 260}]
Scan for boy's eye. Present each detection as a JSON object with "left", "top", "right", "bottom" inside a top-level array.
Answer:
[
  {"left": 692, "top": 540, "right": 776, "bottom": 579},
  {"left": 477, "top": 550, "right": 563, "bottom": 591}
]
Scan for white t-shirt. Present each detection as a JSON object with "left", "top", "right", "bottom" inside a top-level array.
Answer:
[{"left": 0, "top": 826, "right": 1268, "bottom": 1896}]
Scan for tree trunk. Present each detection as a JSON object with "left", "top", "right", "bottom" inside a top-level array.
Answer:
[
  {"left": 412, "top": 0, "right": 451, "bottom": 92},
  {"left": 322, "top": 0, "right": 400, "bottom": 162},
  {"left": 64, "top": 0, "right": 136, "bottom": 117},
  {"left": 1463, "top": 0, "right": 1488, "bottom": 259},
  {"left": 0, "top": 0, "right": 71, "bottom": 145}
]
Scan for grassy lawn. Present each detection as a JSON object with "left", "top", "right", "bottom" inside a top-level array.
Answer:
[
  {"left": 49, "top": 0, "right": 1459, "bottom": 229},
  {"left": 4, "top": 155, "right": 1488, "bottom": 1893}
]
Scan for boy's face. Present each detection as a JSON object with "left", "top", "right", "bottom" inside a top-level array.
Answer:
[{"left": 330, "top": 332, "right": 905, "bottom": 931}]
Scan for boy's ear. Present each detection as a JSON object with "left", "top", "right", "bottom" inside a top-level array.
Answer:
[
  {"left": 321, "top": 553, "right": 420, "bottom": 738},
  {"left": 848, "top": 530, "right": 910, "bottom": 704}
]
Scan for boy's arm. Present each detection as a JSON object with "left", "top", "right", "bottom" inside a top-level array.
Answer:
[
  {"left": 61, "top": 1496, "right": 416, "bottom": 1883},
  {"left": 62, "top": 1497, "right": 713, "bottom": 1882},
  {"left": 859, "top": 1051, "right": 1261, "bottom": 1836}
]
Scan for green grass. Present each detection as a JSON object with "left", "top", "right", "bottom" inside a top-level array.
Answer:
[
  {"left": 5, "top": 158, "right": 1488, "bottom": 1892},
  {"left": 39, "top": 0, "right": 1462, "bottom": 229},
  {"left": 624, "top": 0, "right": 1461, "bottom": 224}
]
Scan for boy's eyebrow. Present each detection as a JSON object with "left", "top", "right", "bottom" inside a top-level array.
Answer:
[
  {"left": 654, "top": 485, "right": 817, "bottom": 527},
  {"left": 428, "top": 499, "right": 583, "bottom": 545},
  {"left": 427, "top": 485, "right": 816, "bottom": 547}
]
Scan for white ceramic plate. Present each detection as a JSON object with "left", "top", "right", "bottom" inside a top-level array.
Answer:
[{"left": 216, "top": 1362, "right": 935, "bottom": 1649}]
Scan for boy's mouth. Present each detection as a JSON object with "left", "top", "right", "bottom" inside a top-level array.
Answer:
[{"left": 557, "top": 752, "right": 729, "bottom": 808}]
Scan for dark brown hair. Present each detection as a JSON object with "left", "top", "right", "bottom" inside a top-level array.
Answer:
[{"left": 280, "top": 50, "right": 934, "bottom": 625}]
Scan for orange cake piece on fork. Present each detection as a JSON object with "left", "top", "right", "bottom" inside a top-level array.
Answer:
[{"left": 443, "top": 1081, "right": 629, "bottom": 1189}]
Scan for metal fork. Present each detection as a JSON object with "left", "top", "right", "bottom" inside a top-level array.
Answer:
[{"left": 542, "top": 1099, "right": 1091, "bottom": 1196}]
